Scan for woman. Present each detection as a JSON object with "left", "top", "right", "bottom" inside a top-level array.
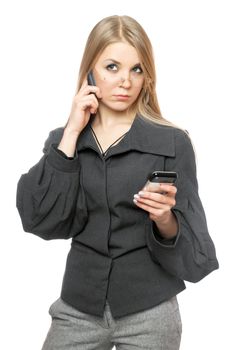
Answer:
[{"left": 16, "top": 15, "right": 219, "bottom": 350}]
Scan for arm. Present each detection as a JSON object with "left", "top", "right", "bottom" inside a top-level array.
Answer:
[
  {"left": 16, "top": 128, "right": 88, "bottom": 240},
  {"left": 146, "top": 129, "right": 219, "bottom": 282}
]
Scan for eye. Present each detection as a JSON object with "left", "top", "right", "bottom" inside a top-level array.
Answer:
[
  {"left": 132, "top": 65, "right": 143, "bottom": 74},
  {"left": 106, "top": 63, "right": 118, "bottom": 71}
]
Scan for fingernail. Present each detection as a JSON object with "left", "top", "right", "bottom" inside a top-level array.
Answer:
[
  {"left": 134, "top": 194, "right": 140, "bottom": 199},
  {"left": 138, "top": 191, "right": 144, "bottom": 196}
]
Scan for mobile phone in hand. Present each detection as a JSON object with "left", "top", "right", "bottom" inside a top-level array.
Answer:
[{"left": 144, "top": 171, "right": 177, "bottom": 191}]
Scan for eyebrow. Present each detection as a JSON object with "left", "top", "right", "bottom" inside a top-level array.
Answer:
[{"left": 103, "top": 59, "right": 141, "bottom": 66}]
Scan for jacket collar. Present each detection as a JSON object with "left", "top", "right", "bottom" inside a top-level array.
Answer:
[{"left": 76, "top": 114, "right": 175, "bottom": 159}]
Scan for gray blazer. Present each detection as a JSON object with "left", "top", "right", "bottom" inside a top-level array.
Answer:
[{"left": 16, "top": 114, "right": 219, "bottom": 318}]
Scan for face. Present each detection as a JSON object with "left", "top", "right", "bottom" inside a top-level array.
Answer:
[{"left": 92, "top": 42, "right": 144, "bottom": 113}]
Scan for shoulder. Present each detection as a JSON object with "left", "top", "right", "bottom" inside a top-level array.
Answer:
[
  {"left": 144, "top": 117, "right": 191, "bottom": 147},
  {"left": 42, "top": 127, "right": 64, "bottom": 153},
  {"left": 137, "top": 115, "right": 193, "bottom": 157},
  {"left": 172, "top": 128, "right": 195, "bottom": 157}
]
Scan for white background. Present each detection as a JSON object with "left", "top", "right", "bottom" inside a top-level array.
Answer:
[{"left": 0, "top": 0, "right": 232, "bottom": 349}]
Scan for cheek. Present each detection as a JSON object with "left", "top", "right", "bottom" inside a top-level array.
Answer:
[
  {"left": 131, "top": 86, "right": 143, "bottom": 101},
  {"left": 97, "top": 78, "right": 114, "bottom": 96}
]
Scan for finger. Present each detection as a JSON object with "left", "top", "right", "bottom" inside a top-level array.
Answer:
[
  {"left": 82, "top": 94, "right": 99, "bottom": 108},
  {"left": 135, "top": 198, "right": 164, "bottom": 209},
  {"left": 136, "top": 190, "right": 166, "bottom": 201},
  {"left": 80, "top": 84, "right": 98, "bottom": 95},
  {"left": 133, "top": 199, "right": 166, "bottom": 217},
  {"left": 83, "top": 85, "right": 102, "bottom": 99},
  {"left": 134, "top": 190, "right": 176, "bottom": 206},
  {"left": 79, "top": 96, "right": 99, "bottom": 112},
  {"left": 135, "top": 191, "right": 166, "bottom": 204},
  {"left": 82, "top": 74, "right": 102, "bottom": 98},
  {"left": 72, "top": 93, "right": 98, "bottom": 109},
  {"left": 159, "top": 184, "right": 177, "bottom": 195},
  {"left": 80, "top": 79, "right": 98, "bottom": 94},
  {"left": 135, "top": 195, "right": 175, "bottom": 209}
]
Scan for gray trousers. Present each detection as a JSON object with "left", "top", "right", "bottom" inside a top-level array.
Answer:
[{"left": 41, "top": 296, "right": 182, "bottom": 350}]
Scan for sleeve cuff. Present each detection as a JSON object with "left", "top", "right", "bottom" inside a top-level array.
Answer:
[
  {"left": 54, "top": 148, "right": 75, "bottom": 160},
  {"left": 46, "top": 144, "right": 80, "bottom": 173},
  {"left": 150, "top": 210, "right": 181, "bottom": 248}
]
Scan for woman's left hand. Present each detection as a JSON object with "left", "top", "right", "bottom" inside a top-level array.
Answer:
[{"left": 133, "top": 183, "right": 178, "bottom": 238}]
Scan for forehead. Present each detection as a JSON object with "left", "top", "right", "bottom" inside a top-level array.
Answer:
[{"left": 96, "top": 42, "right": 141, "bottom": 65}]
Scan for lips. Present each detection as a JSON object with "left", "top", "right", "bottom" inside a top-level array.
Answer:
[{"left": 113, "top": 95, "right": 130, "bottom": 100}]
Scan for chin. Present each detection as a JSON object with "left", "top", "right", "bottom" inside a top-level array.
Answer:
[{"left": 104, "top": 101, "right": 131, "bottom": 112}]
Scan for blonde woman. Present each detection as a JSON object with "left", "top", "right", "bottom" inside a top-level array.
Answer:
[{"left": 16, "top": 15, "right": 219, "bottom": 350}]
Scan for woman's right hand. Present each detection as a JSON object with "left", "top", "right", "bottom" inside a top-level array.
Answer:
[{"left": 65, "top": 78, "right": 102, "bottom": 134}]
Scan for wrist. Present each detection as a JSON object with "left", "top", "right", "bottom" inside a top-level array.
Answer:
[
  {"left": 153, "top": 211, "right": 178, "bottom": 239},
  {"left": 64, "top": 126, "right": 81, "bottom": 138},
  {"left": 155, "top": 210, "right": 173, "bottom": 226},
  {"left": 57, "top": 128, "right": 80, "bottom": 158}
]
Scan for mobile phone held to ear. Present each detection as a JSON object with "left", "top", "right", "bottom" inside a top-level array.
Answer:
[
  {"left": 87, "top": 70, "right": 98, "bottom": 115},
  {"left": 87, "top": 70, "right": 96, "bottom": 87},
  {"left": 144, "top": 171, "right": 177, "bottom": 191}
]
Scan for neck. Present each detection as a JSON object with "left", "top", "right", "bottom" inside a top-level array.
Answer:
[{"left": 93, "top": 105, "right": 136, "bottom": 129}]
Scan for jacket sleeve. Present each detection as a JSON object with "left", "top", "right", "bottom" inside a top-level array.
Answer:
[
  {"left": 146, "top": 129, "right": 219, "bottom": 282},
  {"left": 16, "top": 128, "right": 88, "bottom": 240}
]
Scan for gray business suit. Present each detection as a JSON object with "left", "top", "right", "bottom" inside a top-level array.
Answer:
[{"left": 16, "top": 114, "right": 219, "bottom": 319}]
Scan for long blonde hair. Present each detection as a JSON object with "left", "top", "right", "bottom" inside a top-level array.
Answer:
[{"left": 75, "top": 15, "right": 177, "bottom": 128}]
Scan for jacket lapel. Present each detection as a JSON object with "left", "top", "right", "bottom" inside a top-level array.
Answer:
[{"left": 76, "top": 114, "right": 176, "bottom": 158}]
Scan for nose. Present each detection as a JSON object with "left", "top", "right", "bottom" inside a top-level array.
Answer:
[{"left": 119, "top": 74, "right": 132, "bottom": 88}]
